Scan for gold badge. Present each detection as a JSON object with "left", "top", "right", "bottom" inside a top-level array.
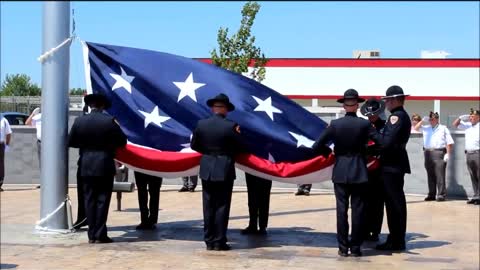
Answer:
[{"left": 390, "top": 115, "right": 399, "bottom": 125}]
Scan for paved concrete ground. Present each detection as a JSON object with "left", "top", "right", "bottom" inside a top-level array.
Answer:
[{"left": 1, "top": 185, "right": 479, "bottom": 270}]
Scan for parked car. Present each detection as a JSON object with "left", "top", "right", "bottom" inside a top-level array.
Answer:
[{"left": 0, "top": 112, "right": 29, "bottom": 125}]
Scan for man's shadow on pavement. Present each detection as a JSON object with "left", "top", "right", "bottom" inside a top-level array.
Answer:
[
  {"left": 361, "top": 232, "right": 451, "bottom": 257},
  {"left": 107, "top": 207, "right": 450, "bottom": 257}
]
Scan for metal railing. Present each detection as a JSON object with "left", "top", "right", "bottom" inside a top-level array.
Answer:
[{"left": 0, "top": 95, "right": 84, "bottom": 114}]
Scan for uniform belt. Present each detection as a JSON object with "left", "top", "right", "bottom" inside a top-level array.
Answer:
[
  {"left": 465, "top": 150, "right": 480, "bottom": 154},
  {"left": 423, "top": 147, "right": 446, "bottom": 152}
]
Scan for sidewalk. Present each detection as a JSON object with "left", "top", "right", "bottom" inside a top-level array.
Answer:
[{"left": 1, "top": 185, "right": 479, "bottom": 270}]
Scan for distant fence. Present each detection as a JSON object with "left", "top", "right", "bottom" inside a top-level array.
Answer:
[{"left": 0, "top": 95, "right": 84, "bottom": 114}]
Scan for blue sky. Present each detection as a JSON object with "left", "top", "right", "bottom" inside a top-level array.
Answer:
[{"left": 1, "top": 1, "right": 479, "bottom": 89}]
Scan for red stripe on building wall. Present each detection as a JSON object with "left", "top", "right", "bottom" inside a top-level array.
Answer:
[
  {"left": 196, "top": 58, "right": 480, "bottom": 68},
  {"left": 286, "top": 95, "right": 480, "bottom": 101}
]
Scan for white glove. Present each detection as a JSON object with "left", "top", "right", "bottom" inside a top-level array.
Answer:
[
  {"left": 422, "top": 116, "right": 430, "bottom": 123},
  {"left": 459, "top": 115, "right": 470, "bottom": 122},
  {"left": 443, "top": 153, "right": 449, "bottom": 162},
  {"left": 32, "top": 107, "right": 40, "bottom": 115}
]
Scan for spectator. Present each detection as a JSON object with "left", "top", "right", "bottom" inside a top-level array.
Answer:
[
  {"left": 452, "top": 109, "right": 480, "bottom": 205},
  {"left": 295, "top": 184, "right": 312, "bottom": 196},
  {"left": 411, "top": 113, "right": 422, "bottom": 134},
  {"left": 414, "top": 112, "right": 454, "bottom": 202},
  {"left": 179, "top": 175, "right": 198, "bottom": 192},
  {"left": 0, "top": 115, "right": 13, "bottom": 192},
  {"left": 25, "top": 107, "right": 41, "bottom": 189}
]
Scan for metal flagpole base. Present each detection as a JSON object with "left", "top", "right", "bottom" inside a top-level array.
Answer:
[{"left": 35, "top": 196, "right": 74, "bottom": 234}]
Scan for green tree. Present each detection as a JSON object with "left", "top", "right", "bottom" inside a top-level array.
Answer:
[
  {"left": 70, "top": 87, "right": 86, "bottom": 95},
  {"left": 210, "top": 1, "right": 267, "bottom": 82},
  {"left": 0, "top": 73, "right": 41, "bottom": 96}
]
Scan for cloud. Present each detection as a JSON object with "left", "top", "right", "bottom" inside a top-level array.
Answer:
[{"left": 420, "top": 50, "right": 452, "bottom": 58}]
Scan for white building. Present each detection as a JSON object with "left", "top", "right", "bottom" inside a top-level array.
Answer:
[{"left": 198, "top": 58, "right": 479, "bottom": 126}]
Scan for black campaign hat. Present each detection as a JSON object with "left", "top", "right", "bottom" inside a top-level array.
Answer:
[
  {"left": 382, "top": 85, "right": 410, "bottom": 99},
  {"left": 84, "top": 93, "right": 111, "bottom": 109},
  {"left": 336, "top": 89, "right": 365, "bottom": 104},
  {"left": 470, "top": 108, "right": 480, "bottom": 116},
  {"left": 206, "top": 93, "right": 235, "bottom": 111},
  {"left": 360, "top": 97, "right": 385, "bottom": 117}
]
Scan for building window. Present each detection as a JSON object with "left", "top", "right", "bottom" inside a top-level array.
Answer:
[{"left": 370, "top": 51, "right": 380, "bottom": 57}]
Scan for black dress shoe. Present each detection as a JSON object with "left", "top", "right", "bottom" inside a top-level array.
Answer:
[
  {"left": 466, "top": 199, "right": 476, "bottom": 204},
  {"left": 136, "top": 223, "right": 148, "bottom": 230},
  {"left": 376, "top": 241, "right": 405, "bottom": 251},
  {"left": 0, "top": 187, "right": 4, "bottom": 192},
  {"left": 206, "top": 244, "right": 214, "bottom": 251},
  {"left": 214, "top": 243, "right": 231, "bottom": 251},
  {"left": 136, "top": 223, "right": 156, "bottom": 230},
  {"left": 178, "top": 186, "right": 189, "bottom": 192},
  {"left": 436, "top": 196, "right": 446, "bottom": 202},
  {"left": 295, "top": 190, "right": 305, "bottom": 196},
  {"left": 240, "top": 226, "right": 258, "bottom": 235},
  {"left": 304, "top": 190, "right": 310, "bottom": 196},
  {"left": 95, "top": 237, "right": 114, "bottom": 244},
  {"left": 424, "top": 196, "right": 435, "bottom": 201},
  {"left": 88, "top": 239, "right": 96, "bottom": 244},
  {"left": 350, "top": 248, "right": 362, "bottom": 257},
  {"left": 257, "top": 228, "right": 267, "bottom": 235},
  {"left": 365, "top": 234, "right": 379, "bottom": 242},
  {"left": 188, "top": 188, "right": 195, "bottom": 192},
  {"left": 338, "top": 249, "right": 349, "bottom": 257},
  {"left": 72, "top": 219, "right": 88, "bottom": 230}
]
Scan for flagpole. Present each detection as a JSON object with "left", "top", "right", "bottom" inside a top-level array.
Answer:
[{"left": 39, "top": 1, "right": 71, "bottom": 230}]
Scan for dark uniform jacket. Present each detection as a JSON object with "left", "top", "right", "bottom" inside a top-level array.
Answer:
[
  {"left": 367, "top": 118, "right": 386, "bottom": 157},
  {"left": 312, "top": 112, "right": 377, "bottom": 184},
  {"left": 191, "top": 114, "right": 244, "bottom": 182},
  {"left": 377, "top": 106, "right": 411, "bottom": 174},
  {"left": 68, "top": 110, "right": 127, "bottom": 177}
]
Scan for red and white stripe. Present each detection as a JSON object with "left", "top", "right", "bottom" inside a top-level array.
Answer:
[{"left": 115, "top": 142, "right": 379, "bottom": 184}]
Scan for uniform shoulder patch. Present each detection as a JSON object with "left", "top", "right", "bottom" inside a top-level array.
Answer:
[{"left": 389, "top": 115, "right": 399, "bottom": 125}]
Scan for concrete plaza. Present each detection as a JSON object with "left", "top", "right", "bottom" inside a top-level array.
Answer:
[{"left": 1, "top": 184, "right": 479, "bottom": 270}]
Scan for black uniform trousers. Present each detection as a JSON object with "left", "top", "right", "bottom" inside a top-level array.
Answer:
[
  {"left": 134, "top": 172, "right": 162, "bottom": 225},
  {"left": 201, "top": 179, "right": 234, "bottom": 246},
  {"left": 75, "top": 167, "right": 86, "bottom": 224},
  {"left": 364, "top": 169, "right": 384, "bottom": 237},
  {"left": 334, "top": 182, "right": 367, "bottom": 252},
  {"left": 245, "top": 174, "right": 272, "bottom": 229},
  {"left": 83, "top": 176, "right": 114, "bottom": 241},
  {"left": 382, "top": 171, "right": 407, "bottom": 245}
]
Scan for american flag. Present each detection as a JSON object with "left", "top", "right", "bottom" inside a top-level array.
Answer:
[{"left": 82, "top": 41, "right": 338, "bottom": 184}]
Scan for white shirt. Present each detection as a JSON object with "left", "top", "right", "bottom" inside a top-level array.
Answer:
[
  {"left": 420, "top": 124, "right": 454, "bottom": 149},
  {"left": 457, "top": 121, "right": 479, "bottom": 151},
  {"left": 31, "top": 113, "right": 42, "bottom": 140},
  {"left": 0, "top": 116, "right": 13, "bottom": 144}
]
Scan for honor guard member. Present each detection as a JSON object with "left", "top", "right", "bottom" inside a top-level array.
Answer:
[
  {"left": 312, "top": 89, "right": 378, "bottom": 257},
  {"left": 191, "top": 93, "right": 246, "bottom": 251},
  {"left": 453, "top": 109, "right": 480, "bottom": 205},
  {"left": 73, "top": 103, "right": 90, "bottom": 230},
  {"left": 415, "top": 112, "right": 454, "bottom": 202},
  {"left": 68, "top": 93, "right": 127, "bottom": 244},
  {"left": 375, "top": 85, "right": 411, "bottom": 251},
  {"left": 241, "top": 173, "right": 272, "bottom": 235},
  {"left": 360, "top": 97, "right": 386, "bottom": 242},
  {"left": 134, "top": 171, "right": 162, "bottom": 230}
]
